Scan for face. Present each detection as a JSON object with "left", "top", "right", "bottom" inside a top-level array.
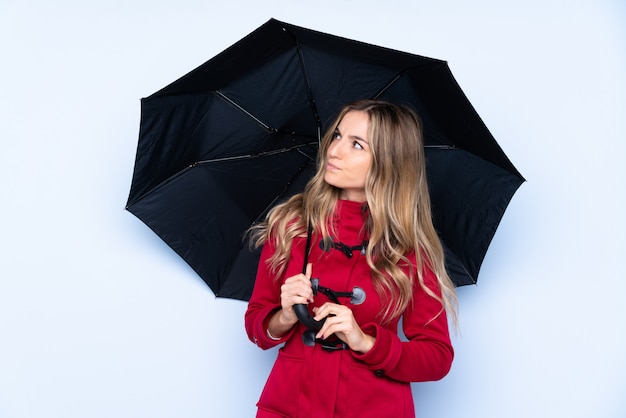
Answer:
[{"left": 324, "top": 110, "right": 372, "bottom": 202}]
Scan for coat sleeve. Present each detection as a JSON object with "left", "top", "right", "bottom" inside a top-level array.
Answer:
[
  {"left": 351, "top": 263, "right": 454, "bottom": 382},
  {"left": 244, "top": 241, "right": 298, "bottom": 350}
]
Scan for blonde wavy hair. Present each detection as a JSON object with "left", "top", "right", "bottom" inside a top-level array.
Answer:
[{"left": 250, "top": 100, "right": 457, "bottom": 325}]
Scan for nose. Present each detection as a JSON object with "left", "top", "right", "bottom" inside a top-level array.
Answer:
[{"left": 327, "top": 138, "right": 342, "bottom": 159}]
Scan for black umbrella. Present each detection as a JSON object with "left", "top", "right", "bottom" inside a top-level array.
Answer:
[{"left": 126, "top": 18, "right": 524, "bottom": 301}]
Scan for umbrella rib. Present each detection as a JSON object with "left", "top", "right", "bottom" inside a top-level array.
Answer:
[
  {"left": 189, "top": 145, "right": 451, "bottom": 165},
  {"left": 372, "top": 73, "right": 403, "bottom": 99},
  {"left": 372, "top": 63, "right": 445, "bottom": 101},
  {"left": 373, "top": 61, "right": 444, "bottom": 99},
  {"left": 282, "top": 26, "right": 322, "bottom": 144},
  {"left": 295, "top": 41, "right": 322, "bottom": 143},
  {"left": 424, "top": 145, "right": 456, "bottom": 149},
  {"left": 252, "top": 157, "right": 314, "bottom": 224},
  {"left": 213, "top": 90, "right": 276, "bottom": 133},
  {"left": 193, "top": 142, "right": 318, "bottom": 165}
]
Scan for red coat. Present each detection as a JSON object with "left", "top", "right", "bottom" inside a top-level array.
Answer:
[{"left": 245, "top": 200, "right": 453, "bottom": 418}]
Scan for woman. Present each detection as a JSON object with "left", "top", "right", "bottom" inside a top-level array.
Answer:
[{"left": 245, "top": 100, "right": 457, "bottom": 418}]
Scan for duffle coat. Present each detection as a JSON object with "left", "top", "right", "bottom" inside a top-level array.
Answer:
[{"left": 245, "top": 200, "right": 453, "bottom": 418}]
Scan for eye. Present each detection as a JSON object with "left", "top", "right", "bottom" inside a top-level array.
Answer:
[
  {"left": 352, "top": 140, "right": 364, "bottom": 150},
  {"left": 332, "top": 129, "right": 341, "bottom": 140}
]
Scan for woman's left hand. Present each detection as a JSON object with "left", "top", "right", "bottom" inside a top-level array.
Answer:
[{"left": 313, "top": 303, "right": 375, "bottom": 353}]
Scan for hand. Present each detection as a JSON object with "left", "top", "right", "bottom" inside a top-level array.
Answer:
[
  {"left": 313, "top": 303, "right": 375, "bottom": 353},
  {"left": 277, "top": 263, "right": 314, "bottom": 326}
]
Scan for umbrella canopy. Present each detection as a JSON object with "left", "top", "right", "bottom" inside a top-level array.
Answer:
[{"left": 126, "top": 18, "right": 524, "bottom": 300}]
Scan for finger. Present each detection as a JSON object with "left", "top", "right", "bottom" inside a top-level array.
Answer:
[
  {"left": 313, "top": 304, "right": 330, "bottom": 321},
  {"left": 284, "top": 274, "right": 309, "bottom": 285},
  {"left": 286, "top": 280, "right": 312, "bottom": 295},
  {"left": 305, "top": 263, "right": 313, "bottom": 279},
  {"left": 288, "top": 295, "right": 311, "bottom": 306},
  {"left": 316, "top": 316, "right": 346, "bottom": 340},
  {"left": 281, "top": 284, "right": 311, "bottom": 306},
  {"left": 282, "top": 286, "right": 310, "bottom": 304},
  {"left": 296, "top": 281, "right": 314, "bottom": 302},
  {"left": 283, "top": 277, "right": 313, "bottom": 295},
  {"left": 313, "top": 303, "right": 346, "bottom": 321},
  {"left": 315, "top": 318, "right": 332, "bottom": 340}
]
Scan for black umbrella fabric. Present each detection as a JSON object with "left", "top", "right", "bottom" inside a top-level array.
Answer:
[{"left": 126, "top": 18, "right": 524, "bottom": 300}]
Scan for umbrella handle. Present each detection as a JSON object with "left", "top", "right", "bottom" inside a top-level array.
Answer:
[
  {"left": 297, "top": 226, "right": 325, "bottom": 331},
  {"left": 293, "top": 303, "right": 325, "bottom": 331}
]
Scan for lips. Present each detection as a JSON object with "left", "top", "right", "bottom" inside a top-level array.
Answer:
[{"left": 326, "top": 162, "right": 340, "bottom": 171}]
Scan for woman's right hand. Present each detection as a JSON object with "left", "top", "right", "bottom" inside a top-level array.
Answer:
[{"left": 278, "top": 263, "right": 314, "bottom": 325}]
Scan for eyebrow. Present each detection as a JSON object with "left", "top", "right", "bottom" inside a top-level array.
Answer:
[{"left": 335, "top": 127, "right": 368, "bottom": 143}]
